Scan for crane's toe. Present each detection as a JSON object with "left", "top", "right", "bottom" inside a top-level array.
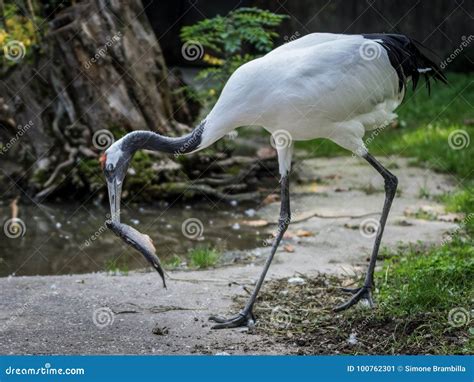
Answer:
[
  {"left": 339, "top": 286, "right": 363, "bottom": 295},
  {"left": 209, "top": 311, "right": 255, "bottom": 329},
  {"left": 334, "top": 286, "right": 374, "bottom": 312}
]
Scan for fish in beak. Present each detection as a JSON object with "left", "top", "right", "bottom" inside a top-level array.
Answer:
[
  {"left": 106, "top": 220, "right": 167, "bottom": 288},
  {"left": 101, "top": 151, "right": 166, "bottom": 287}
]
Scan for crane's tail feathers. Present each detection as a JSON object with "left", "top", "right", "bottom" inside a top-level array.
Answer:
[{"left": 363, "top": 33, "right": 448, "bottom": 94}]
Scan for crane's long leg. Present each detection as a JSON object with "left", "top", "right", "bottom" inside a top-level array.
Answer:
[
  {"left": 209, "top": 175, "right": 291, "bottom": 329},
  {"left": 334, "top": 153, "right": 398, "bottom": 311}
]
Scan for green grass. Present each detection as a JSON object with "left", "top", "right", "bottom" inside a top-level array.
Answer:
[
  {"left": 442, "top": 187, "right": 474, "bottom": 225},
  {"left": 371, "top": 187, "right": 474, "bottom": 354},
  {"left": 418, "top": 185, "right": 431, "bottom": 199},
  {"left": 164, "top": 255, "right": 183, "bottom": 269},
  {"left": 105, "top": 258, "right": 129, "bottom": 275},
  {"left": 366, "top": 237, "right": 474, "bottom": 354},
  {"left": 376, "top": 241, "right": 473, "bottom": 316},
  {"left": 189, "top": 246, "right": 220, "bottom": 269}
]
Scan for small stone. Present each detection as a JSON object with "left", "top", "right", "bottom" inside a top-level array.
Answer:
[
  {"left": 288, "top": 276, "right": 305, "bottom": 285},
  {"left": 152, "top": 325, "right": 169, "bottom": 336},
  {"left": 347, "top": 332, "right": 358, "bottom": 345},
  {"left": 244, "top": 209, "right": 256, "bottom": 217}
]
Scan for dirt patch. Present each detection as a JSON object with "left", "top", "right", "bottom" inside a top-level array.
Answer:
[{"left": 235, "top": 274, "right": 469, "bottom": 355}]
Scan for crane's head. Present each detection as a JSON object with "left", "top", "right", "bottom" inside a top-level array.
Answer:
[{"left": 100, "top": 140, "right": 133, "bottom": 223}]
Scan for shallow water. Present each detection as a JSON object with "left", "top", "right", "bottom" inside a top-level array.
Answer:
[{"left": 0, "top": 201, "right": 262, "bottom": 277}]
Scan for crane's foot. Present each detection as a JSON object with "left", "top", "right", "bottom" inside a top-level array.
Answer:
[
  {"left": 334, "top": 285, "right": 374, "bottom": 312},
  {"left": 209, "top": 310, "right": 255, "bottom": 329}
]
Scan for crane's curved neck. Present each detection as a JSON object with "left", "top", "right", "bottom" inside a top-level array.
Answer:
[{"left": 122, "top": 120, "right": 206, "bottom": 155}]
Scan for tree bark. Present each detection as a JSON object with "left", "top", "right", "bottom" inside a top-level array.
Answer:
[
  {"left": 0, "top": 0, "right": 195, "bottom": 200},
  {"left": 0, "top": 0, "right": 273, "bottom": 203}
]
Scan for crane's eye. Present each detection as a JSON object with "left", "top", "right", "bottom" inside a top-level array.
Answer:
[{"left": 99, "top": 154, "right": 107, "bottom": 170}]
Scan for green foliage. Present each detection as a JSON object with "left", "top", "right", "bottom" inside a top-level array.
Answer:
[
  {"left": 125, "top": 151, "right": 158, "bottom": 191},
  {"left": 180, "top": 7, "right": 287, "bottom": 110},
  {"left": 0, "top": 3, "right": 43, "bottom": 69},
  {"left": 376, "top": 240, "right": 473, "bottom": 316},
  {"left": 77, "top": 158, "right": 103, "bottom": 191},
  {"left": 105, "top": 258, "right": 129, "bottom": 276},
  {"left": 188, "top": 246, "right": 220, "bottom": 269},
  {"left": 441, "top": 189, "right": 474, "bottom": 233},
  {"left": 164, "top": 255, "right": 183, "bottom": 269}
]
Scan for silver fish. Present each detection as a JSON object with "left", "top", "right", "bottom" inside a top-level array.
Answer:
[{"left": 106, "top": 221, "right": 166, "bottom": 288}]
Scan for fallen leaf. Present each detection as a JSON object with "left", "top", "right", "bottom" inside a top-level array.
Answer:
[
  {"left": 283, "top": 244, "right": 295, "bottom": 253},
  {"left": 242, "top": 219, "right": 269, "bottom": 227},
  {"left": 295, "top": 229, "right": 314, "bottom": 237},
  {"left": 262, "top": 194, "right": 279, "bottom": 205}
]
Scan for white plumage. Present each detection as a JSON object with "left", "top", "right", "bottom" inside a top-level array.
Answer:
[{"left": 198, "top": 33, "right": 406, "bottom": 175}]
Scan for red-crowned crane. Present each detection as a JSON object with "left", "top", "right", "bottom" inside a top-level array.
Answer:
[{"left": 101, "top": 33, "right": 447, "bottom": 329}]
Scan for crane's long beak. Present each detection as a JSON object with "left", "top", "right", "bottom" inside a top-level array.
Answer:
[{"left": 107, "top": 178, "right": 122, "bottom": 223}]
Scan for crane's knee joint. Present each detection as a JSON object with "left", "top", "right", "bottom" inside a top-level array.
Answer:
[
  {"left": 384, "top": 173, "right": 398, "bottom": 195},
  {"left": 278, "top": 214, "right": 291, "bottom": 230}
]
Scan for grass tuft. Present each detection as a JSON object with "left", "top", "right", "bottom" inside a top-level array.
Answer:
[
  {"left": 189, "top": 246, "right": 220, "bottom": 269},
  {"left": 376, "top": 241, "right": 474, "bottom": 317}
]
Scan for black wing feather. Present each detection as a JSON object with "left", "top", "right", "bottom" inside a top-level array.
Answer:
[{"left": 362, "top": 33, "right": 448, "bottom": 93}]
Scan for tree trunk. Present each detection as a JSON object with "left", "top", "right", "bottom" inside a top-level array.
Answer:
[
  {"left": 0, "top": 0, "right": 273, "bottom": 203},
  {"left": 0, "top": 0, "right": 195, "bottom": 200}
]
